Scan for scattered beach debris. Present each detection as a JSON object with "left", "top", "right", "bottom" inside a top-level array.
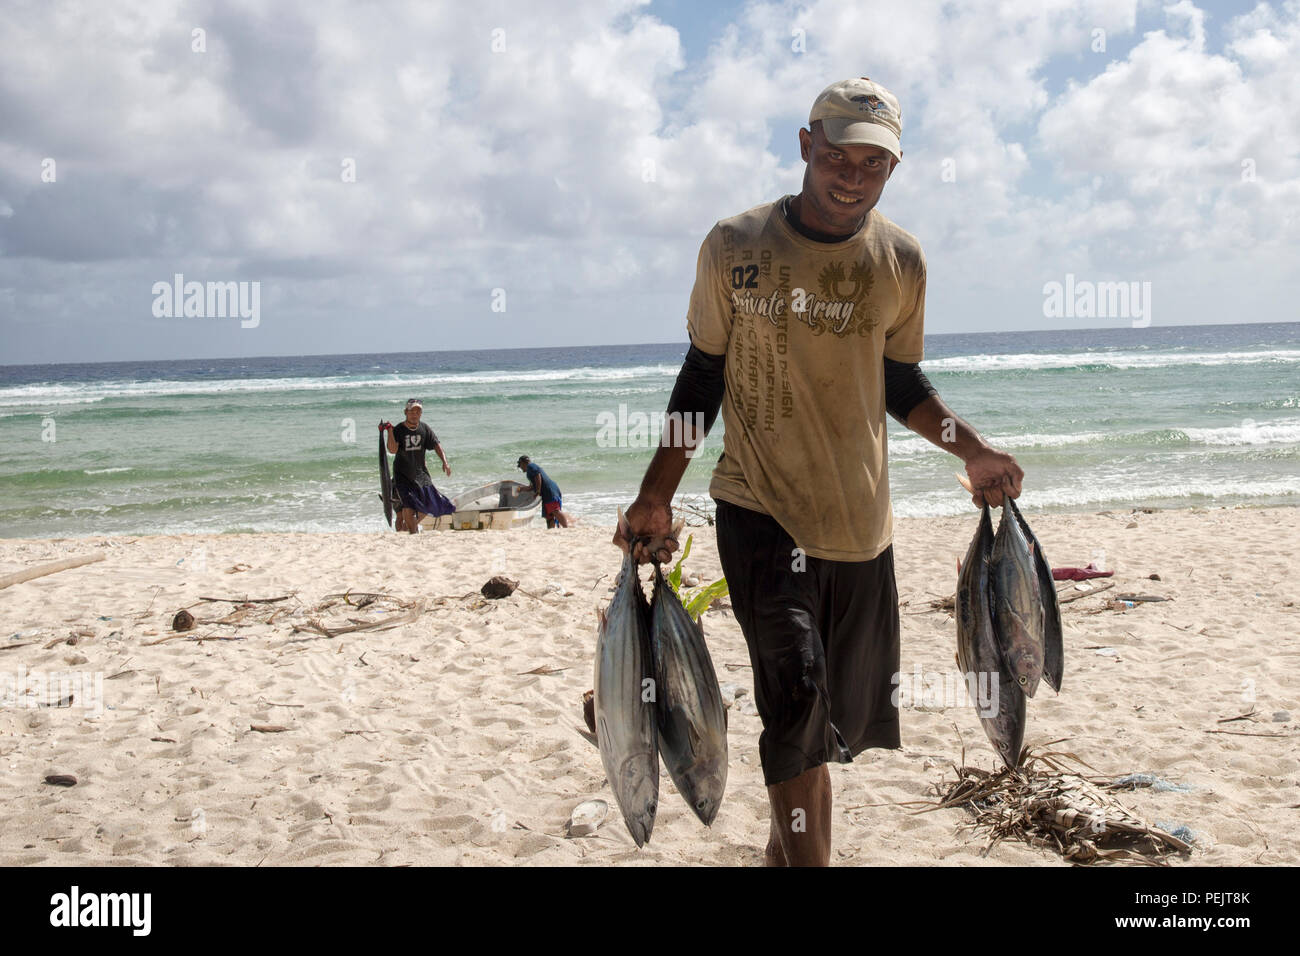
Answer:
[
  {"left": 1116, "top": 593, "right": 1169, "bottom": 603},
  {"left": 199, "top": 594, "right": 291, "bottom": 604},
  {"left": 718, "top": 682, "right": 746, "bottom": 708},
  {"left": 1057, "top": 581, "right": 1115, "bottom": 605},
  {"left": 171, "top": 609, "right": 195, "bottom": 631},
  {"left": 1052, "top": 564, "right": 1112, "bottom": 581},
  {"left": 919, "top": 744, "right": 1193, "bottom": 865},
  {"left": 1148, "top": 573, "right": 1161, "bottom": 581},
  {"left": 1110, "top": 773, "right": 1195, "bottom": 793},
  {"left": 481, "top": 575, "right": 519, "bottom": 599},
  {"left": 519, "top": 663, "right": 568, "bottom": 676},
  {"left": 564, "top": 799, "right": 608, "bottom": 837},
  {"left": 225, "top": 563, "right": 252, "bottom": 574},
  {"left": 289, "top": 603, "right": 422, "bottom": 640},
  {"left": 671, "top": 494, "right": 716, "bottom": 527},
  {"left": 928, "top": 593, "right": 956, "bottom": 613},
  {"left": 1274, "top": 711, "right": 1292, "bottom": 722},
  {"left": 44, "top": 774, "right": 78, "bottom": 787},
  {"left": 0, "top": 553, "right": 105, "bottom": 591},
  {"left": 1155, "top": 821, "right": 1198, "bottom": 844},
  {"left": 249, "top": 724, "right": 290, "bottom": 733},
  {"left": 1217, "top": 708, "right": 1258, "bottom": 723}
]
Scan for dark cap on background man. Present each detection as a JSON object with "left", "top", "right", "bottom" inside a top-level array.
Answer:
[{"left": 809, "top": 77, "right": 903, "bottom": 160}]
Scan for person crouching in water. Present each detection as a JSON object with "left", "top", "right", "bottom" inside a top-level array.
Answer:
[
  {"left": 517, "top": 455, "right": 570, "bottom": 528},
  {"left": 382, "top": 399, "right": 455, "bottom": 533}
]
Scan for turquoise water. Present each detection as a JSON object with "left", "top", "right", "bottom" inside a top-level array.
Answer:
[{"left": 1, "top": 324, "right": 1297, "bottom": 537}]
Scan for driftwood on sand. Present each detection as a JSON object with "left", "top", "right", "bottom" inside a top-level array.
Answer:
[{"left": 0, "top": 553, "right": 105, "bottom": 590}]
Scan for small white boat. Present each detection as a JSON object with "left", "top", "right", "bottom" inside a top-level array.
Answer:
[{"left": 422, "top": 480, "right": 541, "bottom": 530}]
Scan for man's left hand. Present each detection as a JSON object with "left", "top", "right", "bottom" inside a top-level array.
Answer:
[{"left": 963, "top": 447, "right": 1024, "bottom": 508}]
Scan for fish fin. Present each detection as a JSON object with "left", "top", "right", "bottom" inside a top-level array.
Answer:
[
  {"left": 955, "top": 471, "right": 975, "bottom": 494},
  {"left": 617, "top": 506, "right": 631, "bottom": 542}
]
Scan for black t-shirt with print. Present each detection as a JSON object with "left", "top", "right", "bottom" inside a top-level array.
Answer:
[{"left": 391, "top": 421, "right": 439, "bottom": 486}]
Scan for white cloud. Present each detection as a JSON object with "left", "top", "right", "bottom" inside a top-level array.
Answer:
[{"left": 0, "top": 0, "right": 1297, "bottom": 362}]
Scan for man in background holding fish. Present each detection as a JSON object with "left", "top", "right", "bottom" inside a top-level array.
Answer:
[
  {"left": 383, "top": 399, "right": 455, "bottom": 533},
  {"left": 617, "top": 78, "right": 1024, "bottom": 865}
]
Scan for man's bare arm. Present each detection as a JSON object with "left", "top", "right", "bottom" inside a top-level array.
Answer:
[
  {"left": 621, "top": 344, "right": 725, "bottom": 562},
  {"left": 903, "top": 394, "right": 1023, "bottom": 507}
]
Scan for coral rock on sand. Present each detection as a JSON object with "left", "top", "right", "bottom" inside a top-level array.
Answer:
[{"left": 481, "top": 576, "right": 519, "bottom": 599}]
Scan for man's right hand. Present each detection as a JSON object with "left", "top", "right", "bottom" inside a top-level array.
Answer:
[
  {"left": 616, "top": 496, "right": 680, "bottom": 565},
  {"left": 379, "top": 421, "right": 393, "bottom": 432}
]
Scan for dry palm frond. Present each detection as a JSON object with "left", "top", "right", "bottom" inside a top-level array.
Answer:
[{"left": 925, "top": 743, "right": 1194, "bottom": 865}]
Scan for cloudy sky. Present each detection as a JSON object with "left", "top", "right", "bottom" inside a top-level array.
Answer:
[{"left": 1, "top": 0, "right": 1297, "bottom": 364}]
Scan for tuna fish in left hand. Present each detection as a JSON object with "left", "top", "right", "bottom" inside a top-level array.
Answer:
[
  {"left": 594, "top": 515, "right": 660, "bottom": 847},
  {"left": 650, "top": 562, "right": 728, "bottom": 826}
]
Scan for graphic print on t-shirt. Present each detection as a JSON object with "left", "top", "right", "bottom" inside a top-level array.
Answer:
[{"left": 726, "top": 251, "right": 881, "bottom": 339}]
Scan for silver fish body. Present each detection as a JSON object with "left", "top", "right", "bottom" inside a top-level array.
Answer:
[
  {"left": 989, "top": 504, "right": 1046, "bottom": 698},
  {"left": 956, "top": 505, "right": 1025, "bottom": 769},
  {"left": 594, "top": 551, "right": 659, "bottom": 846},
  {"left": 650, "top": 565, "right": 728, "bottom": 826},
  {"left": 1006, "top": 497, "right": 1064, "bottom": 693}
]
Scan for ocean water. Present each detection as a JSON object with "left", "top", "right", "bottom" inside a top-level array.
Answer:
[{"left": 1, "top": 323, "right": 1297, "bottom": 538}]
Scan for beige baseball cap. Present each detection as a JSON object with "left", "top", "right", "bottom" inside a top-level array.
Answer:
[{"left": 809, "top": 77, "right": 902, "bottom": 160}]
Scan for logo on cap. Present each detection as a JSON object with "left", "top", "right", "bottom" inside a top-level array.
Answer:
[{"left": 850, "top": 93, "right": 891, "bottom": 115}]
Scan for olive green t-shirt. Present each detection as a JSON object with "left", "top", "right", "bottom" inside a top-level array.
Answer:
[{"left": 687, "top": 197, "right": 927, "bottom": 561}]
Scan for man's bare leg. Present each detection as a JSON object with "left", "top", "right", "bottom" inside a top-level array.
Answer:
[
  {"left": 402, "top": 507, "right": 419, "bottom": 534},
  {"left": 765, "top": 815, "right": 787, "bottom": 867},
  {"left": 765, "top": 763, "right": 832, "bottom": 867}
]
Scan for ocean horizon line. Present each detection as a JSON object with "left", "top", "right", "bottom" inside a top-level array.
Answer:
[{"left": 3, "top": 319, "right": 1297, "bottom": 372}]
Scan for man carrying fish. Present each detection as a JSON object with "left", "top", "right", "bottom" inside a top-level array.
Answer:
[{"left": 616, "top": 77, "right": 1024, "bottom": 866}]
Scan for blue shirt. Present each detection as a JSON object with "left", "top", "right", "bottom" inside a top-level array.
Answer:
[{"left": 524, "top": 462, "right": 561, "bottom": 503}]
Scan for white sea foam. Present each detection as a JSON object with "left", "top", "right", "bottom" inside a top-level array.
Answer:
[
  {"left": 888, "top": 430, "right": 1115, "bottom": 456},
  {"left": 0, "top": 364, "right": 682, "bottom": 406},
  {"left": 892, "top": 476, "right": 1300, "bottom": 518},
  {"left": 1180, "top": 420, "right": 1300, "bottom": 446},
  {"left": 923, "top": 349, "right": 1300, "bottom": 373}
]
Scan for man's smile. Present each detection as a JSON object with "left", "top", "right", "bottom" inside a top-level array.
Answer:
[{"left": 829, "top": 190, "right": 863, "bottom": 205}]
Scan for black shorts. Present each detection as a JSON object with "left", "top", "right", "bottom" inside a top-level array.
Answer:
[{"left": 714, "top": 499, "right": 901, "bottom": 786}]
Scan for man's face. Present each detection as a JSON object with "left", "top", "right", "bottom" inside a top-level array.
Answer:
[
  {"left": 796, "top": 122, "right": 898, "bottom": 235},
  {"left": 405, "top": 406, "right": 422, "bottom": 426}
]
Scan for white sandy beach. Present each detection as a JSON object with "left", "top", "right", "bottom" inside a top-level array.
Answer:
[{"left": 1, "top": 506, "right": 1296, "bottom": 866}]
